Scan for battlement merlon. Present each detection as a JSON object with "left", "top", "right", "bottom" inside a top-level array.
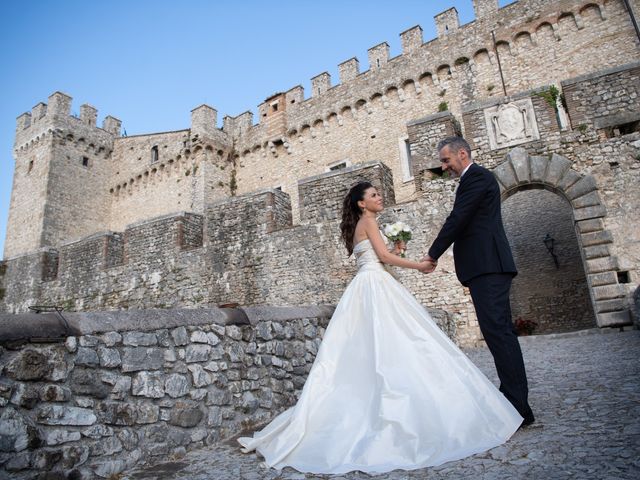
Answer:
[
  {"left": 311, "top": 72, "right": 331, "bottom": 98},
  {"left": 102, "top": 116, "right": 122, "bottom": 136},
  {"left": 368, "top": 42, "right": 390, "bottom": 71},
  {"left": 191, "top": 104, "right": 218, "bottom": 139},
  {"left": 80, "top": 104, "right": 98, "bottom": 127},
  {"left": 435, "top": 7, "right": 460, "bottom": 38},
  {"left": 223, "top": 111, "right": 254, "bottom": 139},
  {"left": 400, "top": 25, "right": 423, "bottom": 54},
  {"left": 339, "top": 58, "right": 360, "bottom": 84},
  {"left": 48, "top": 91, "right": 72, "bottom": 117},
  {"left": 473, "top": 0, "right": 499, "bottom": 20}
]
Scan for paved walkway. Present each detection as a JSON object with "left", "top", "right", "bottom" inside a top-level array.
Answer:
[{"left": 124, "top": 329, "right": 640, "bottom": 480}]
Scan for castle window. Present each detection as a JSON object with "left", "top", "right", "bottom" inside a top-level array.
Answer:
[
  {"left": 151, "top": 145, "right": 159, "bottom": 163},
  {"left": 617, "top": 271, "right": 630, "bottom": 284},
  {"left": 399, "top": 137, "right": 414, "bottom": 182},
  {"left": 82, "top": 156, "right": 89, "bottom": 167},
  {"left": 327, "top": 160, "right": 350, "bottom": 172},
  {"left": 28, "top": 160, "right": 34, "bottom": 174}
]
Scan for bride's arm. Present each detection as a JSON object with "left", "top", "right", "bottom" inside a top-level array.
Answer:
[{"left": 362, "top": 218, "right": 430, "bottom": 271}]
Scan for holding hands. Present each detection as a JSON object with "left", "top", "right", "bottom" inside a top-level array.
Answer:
[{"left": 419, "top": 255, "right": 437, "bottom": 274}]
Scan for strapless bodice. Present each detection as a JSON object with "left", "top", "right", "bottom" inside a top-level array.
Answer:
[{"left": 353, "top": 237, "right": 387, "bottom": 272}]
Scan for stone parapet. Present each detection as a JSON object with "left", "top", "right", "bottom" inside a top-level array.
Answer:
[
  {"left": 0, "top": 306, "right": 334, "bottom": 478},
  {"left": 562, "top": 61, "right": 640, "bottom": 132}
]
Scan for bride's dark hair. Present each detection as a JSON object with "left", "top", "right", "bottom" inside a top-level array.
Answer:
[{"left": 340, "top": 181, "right": 373, "bottom": 256}]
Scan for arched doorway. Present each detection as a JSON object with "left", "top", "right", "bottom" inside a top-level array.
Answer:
[
  {"left": 502, "top": 187, "right": 595, "bottom": 333},
  {"left": 491, "top": 148, "right": 631, "bottom": 329}
]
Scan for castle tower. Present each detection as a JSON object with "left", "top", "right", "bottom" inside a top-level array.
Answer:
[{"left": 5, "top": 92, "right": 120, "bottom": 258}]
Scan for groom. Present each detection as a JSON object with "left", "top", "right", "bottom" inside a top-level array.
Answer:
[{"left": 421, "top": 136, "right": 534, "bottom": 426}]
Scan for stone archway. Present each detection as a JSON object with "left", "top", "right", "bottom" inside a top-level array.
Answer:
[
  {"left": 503, "top": 188, "right": 596, "bottom": 333},
  {"left": 492, "top": 147, "right": 630, "bottom": 328}
]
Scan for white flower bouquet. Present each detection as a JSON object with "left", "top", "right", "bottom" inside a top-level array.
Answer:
[{"left": 383, "top": 221, "right": 412, "bottom": 257}]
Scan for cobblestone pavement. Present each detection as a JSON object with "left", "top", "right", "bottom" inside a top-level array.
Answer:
[{"left": 124, "top": 329, "right": 640, "bottom": 480}]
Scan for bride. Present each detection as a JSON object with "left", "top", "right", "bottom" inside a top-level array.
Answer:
[{"left": 238, "top": 181, "right": 523, "bottom": 474}]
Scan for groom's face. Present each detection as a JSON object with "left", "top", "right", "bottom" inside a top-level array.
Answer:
[{"left": 439, "top": 145, "right": 467, "bottom": 178}]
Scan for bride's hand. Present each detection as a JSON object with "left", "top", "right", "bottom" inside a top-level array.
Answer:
[
  {"left": 393, "top": 240, "right": 406, "bottom": 255},
  {"left": 418, "top": 259, "right": 437, "bottom": 273}
]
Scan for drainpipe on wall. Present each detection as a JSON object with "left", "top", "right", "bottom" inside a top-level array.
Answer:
[{"left": 491, "top": 31, "right": 508, "bottom": 96}]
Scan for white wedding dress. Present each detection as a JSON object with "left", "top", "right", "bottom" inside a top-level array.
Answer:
[{"left": 238, "top": 235, "right": 523, "bottom": 474}]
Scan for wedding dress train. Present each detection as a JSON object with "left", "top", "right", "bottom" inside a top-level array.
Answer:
[{"left": 238, "top": 236, "right": 523, "bottom": 474}]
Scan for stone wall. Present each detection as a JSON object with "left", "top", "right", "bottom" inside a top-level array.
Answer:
[
  {"left": 232, "top": 0, "right": 640, "bottom": 222},
  {"left": 1, "top": 139, "right": 637, "bottom": 343},
  {"left": 0, "top": 307, "right": 333, "bottom": 478},
  {"left": 407, "top": 112, "right": 460, "bottom": 175},
  {"left": 298, "top": 162, "right": 395, "bottom": 223},
  {"left": 562, "top": 61, "right": 640, "bottom": 131},
  {"left": 107, "top": 132, "right": 233, "bottom": 234},
  {"left": 461, "top": 86, "right": 562, "bottom": 167}
]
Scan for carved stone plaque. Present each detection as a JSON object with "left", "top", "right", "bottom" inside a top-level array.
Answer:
[{"left": 484, "top": 98, "right": 540, "bottom": 150}]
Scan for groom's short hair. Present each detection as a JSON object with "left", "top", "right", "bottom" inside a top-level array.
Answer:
[{"left": 437, "top": 137, "right": 471, "bottom": 158}]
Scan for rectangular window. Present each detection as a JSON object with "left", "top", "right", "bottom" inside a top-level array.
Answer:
[
  {"left": 327, "top": 159, "right": 350, "bottom": 172},
  {"left": 82, "top": 156, "right": 89, "bottom": 167},
  {"left": 399, "top": 136, "right": 413, "bottom": 182}
]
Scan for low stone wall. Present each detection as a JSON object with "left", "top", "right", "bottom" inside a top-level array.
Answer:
[
  {"left": 0, "top": 306, "right": 335, "bottom": 478},
  {"left": 0, "top": 305, "right": 453, "bottom": 478}
]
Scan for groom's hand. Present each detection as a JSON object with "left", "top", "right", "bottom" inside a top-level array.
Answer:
[{"left": 419, "top": 255, "right": 437, "bottom": 273}]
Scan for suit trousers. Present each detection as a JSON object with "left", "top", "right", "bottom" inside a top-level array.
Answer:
[{"left": 467, "top": 273, "right": 533, "bottom": 420}]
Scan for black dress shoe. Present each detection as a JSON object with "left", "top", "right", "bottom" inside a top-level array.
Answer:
[{"left": 520, "top": 415, "right": 535, "bottom": 428}]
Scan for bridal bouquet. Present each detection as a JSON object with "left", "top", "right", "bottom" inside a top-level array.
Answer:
[{"left": 384, "top": 221, "right": 412, "bottom": 257}]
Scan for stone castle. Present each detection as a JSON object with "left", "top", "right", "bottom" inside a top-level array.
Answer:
[
  {"left": 1, "top": 0, "right": 640, "bottom": 477},
  {"left": 2, "top": 0, "right": 640, "bottom": 346}
]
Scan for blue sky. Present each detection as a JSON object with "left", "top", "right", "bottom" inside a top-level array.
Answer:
[{"left": 0, "top": 0, "right": 513, "bottom": 258}]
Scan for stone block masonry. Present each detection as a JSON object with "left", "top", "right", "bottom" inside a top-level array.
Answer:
[
  {"left": 562, "top": 61, "right": 640, "bottom": 132},
  {"left": 0, "top": 307, "right": 335, "bottom": 478},
  {"left": 298, "top": 162, "right": 395, "bottom": 224}
]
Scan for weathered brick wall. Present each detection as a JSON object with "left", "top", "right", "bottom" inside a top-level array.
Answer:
[
  {"left": 562, "top": 61, "right": 640, "bottom": 130},
  {"left": 503, "top": 188, "right": 596, "bottom": 333}
]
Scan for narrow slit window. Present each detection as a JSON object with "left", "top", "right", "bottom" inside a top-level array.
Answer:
[
  {"left": 151, "top": 145, "right": 159, "bottom": 163},
  {"left": 82, "top": 156, "right": 89, "bottom": 167}
]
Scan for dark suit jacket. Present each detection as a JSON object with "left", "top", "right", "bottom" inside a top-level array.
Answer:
[{"left": 428, "top": 163, "right": 517, "bottom": 286}]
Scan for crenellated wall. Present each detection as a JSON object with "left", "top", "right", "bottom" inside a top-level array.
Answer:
[
  {"left": 6, "top": 1, "right": 640, "bottom": 259},
  {"left": 230, "top": 0, "right": 639, "bottom": 222}
]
